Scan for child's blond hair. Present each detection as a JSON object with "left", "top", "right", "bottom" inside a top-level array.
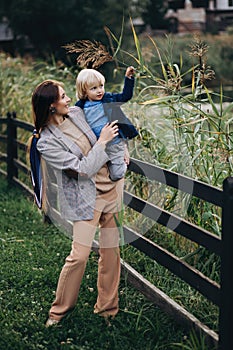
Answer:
[{"left": 76, "top": 69, "right": 105, "bottom": 99}]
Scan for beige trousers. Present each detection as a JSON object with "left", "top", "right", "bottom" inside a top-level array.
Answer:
[{"left": 49, "top": 182, "right": 123, "bottom": 321}]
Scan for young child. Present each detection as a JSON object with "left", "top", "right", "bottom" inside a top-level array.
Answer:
[{"left": 75, "top": 67, "right": 138, "bottom": 181}]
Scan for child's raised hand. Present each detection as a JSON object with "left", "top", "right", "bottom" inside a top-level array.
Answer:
[{"left": 125, "top": 66, "right": 135, "bottom": 79}]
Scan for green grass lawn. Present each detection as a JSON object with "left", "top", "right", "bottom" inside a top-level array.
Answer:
[{"left": 0, "top": 175, "right": 213, "bottom": 350}]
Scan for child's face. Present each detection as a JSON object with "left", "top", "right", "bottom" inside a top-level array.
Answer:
[{"left": 85, "top": 79, "right": 105, "bottom": 101}]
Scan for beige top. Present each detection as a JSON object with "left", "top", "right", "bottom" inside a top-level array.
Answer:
[{"left": 58, "top": 117, "right": 116, "bottom": 193}]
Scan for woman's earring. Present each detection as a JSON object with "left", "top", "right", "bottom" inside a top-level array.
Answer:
[{"left": 49, "top": 106, "right": 56, "bottom": 114}]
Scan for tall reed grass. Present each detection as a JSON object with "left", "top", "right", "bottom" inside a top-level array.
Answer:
[{"left": 106, "top": 24, "right": 232, "bottom": 235}]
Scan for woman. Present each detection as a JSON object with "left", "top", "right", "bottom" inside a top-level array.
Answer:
[{"left": 30, "top": 79, "right": 125, "bottom": 326}]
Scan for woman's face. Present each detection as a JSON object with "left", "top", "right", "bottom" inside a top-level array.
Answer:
[{"left": 52, "top": 86, "right": 71, "bottom": 115}]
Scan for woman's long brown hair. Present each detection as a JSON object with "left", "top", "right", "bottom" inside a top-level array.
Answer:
[{"left": 28, "top": 80, "right": 64, "bottom": 210}]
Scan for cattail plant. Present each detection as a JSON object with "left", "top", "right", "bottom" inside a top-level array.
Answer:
[{"left": 189, "top": 34, "right": 215, "bottom": 92}]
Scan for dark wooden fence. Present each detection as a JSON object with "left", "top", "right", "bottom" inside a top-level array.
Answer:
[{"left": 1, "top": 112, "right": 233, "bottom": 350}]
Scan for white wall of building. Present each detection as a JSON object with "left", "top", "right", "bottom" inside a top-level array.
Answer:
[{"left": 216, "top": 0, "right": 233, "bottom": 10}]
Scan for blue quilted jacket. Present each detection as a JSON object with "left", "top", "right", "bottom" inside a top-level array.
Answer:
[{"left": 75, "top": 76, "right": 138, "bottom": 139}]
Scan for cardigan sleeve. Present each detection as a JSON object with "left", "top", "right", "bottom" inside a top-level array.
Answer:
[{"left": 37, "top": 135, "right": 109, "bottom": 179}]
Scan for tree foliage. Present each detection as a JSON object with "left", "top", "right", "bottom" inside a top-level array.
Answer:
[
  {"left": 0, "top": 0, "right": 135, "bottom": 57},
  {"left": 6, "top": 0, "right": 107, "bottom": 55},
  {"left": 0, "top": 0, "right": 169, "bottom": 58},
  {"left": 141, "top": 0, "right": 169, "bottom": 30}
]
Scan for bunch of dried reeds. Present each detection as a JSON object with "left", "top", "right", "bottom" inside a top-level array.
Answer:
[{"left": 63, "top": 39, "right": 113, "bottom": 69}]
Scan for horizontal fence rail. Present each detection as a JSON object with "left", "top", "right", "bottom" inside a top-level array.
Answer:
[
  {"left": 1, "top": 113, "right": 233, "bottom": 350},
  {"left": 123, "top": 226, "right": 220, "bottom": 306},
  {"left": 128, "top": 158, "right": 223, "bottom": 207},
  {"left": 124, "top": 190, "right": 221, "bottom": 255}
]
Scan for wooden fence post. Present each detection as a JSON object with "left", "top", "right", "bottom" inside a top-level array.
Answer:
[
  {"left": 6, "top": 112, "right": 18, "bottom": 183},
  {"left": 219, "top": 176, "right": 233, "bottom": 350}
]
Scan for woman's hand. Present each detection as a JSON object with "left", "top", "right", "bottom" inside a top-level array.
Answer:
[{"left": 97, "top": 121, "right": 119, "bottom": 146}]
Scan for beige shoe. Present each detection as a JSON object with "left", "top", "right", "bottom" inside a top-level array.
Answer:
[{"left": 45, "top": 318, "right": 60, "bottom": 327}]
